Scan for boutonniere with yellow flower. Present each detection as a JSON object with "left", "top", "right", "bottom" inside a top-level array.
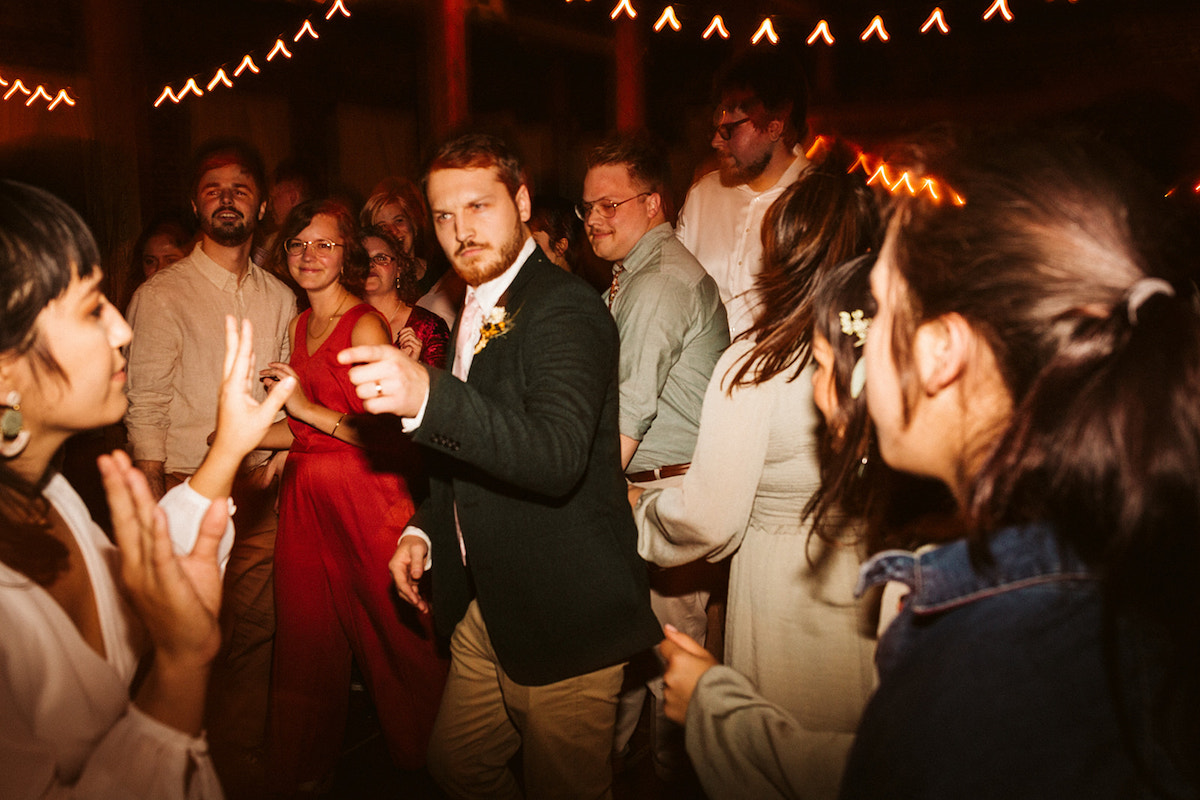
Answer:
[{"left": 475, "top": 307, "right": 514, "bottom": 354}]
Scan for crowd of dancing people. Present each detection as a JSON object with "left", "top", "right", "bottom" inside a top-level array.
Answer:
[{"left": 1, "top": 47, "right": 1198, "bottom": 800}]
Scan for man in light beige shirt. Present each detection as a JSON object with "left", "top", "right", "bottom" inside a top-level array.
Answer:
[{"left": 125, "top": 138, "right": 295, "bottom": 794}]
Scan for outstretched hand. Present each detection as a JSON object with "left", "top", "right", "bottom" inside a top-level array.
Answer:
[
  {"left": 659, "top": 623, "right": 719, "bottom": 724},
  {"left": 337, "top": 343, "right": 430, "bottom": 418},
  {"left": 100, "top": 450, "right": 224, "bottom": 667}
]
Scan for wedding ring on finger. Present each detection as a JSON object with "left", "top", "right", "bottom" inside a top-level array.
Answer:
[{"left": 374, "top": 381, "right": 384, "bottom": 397}]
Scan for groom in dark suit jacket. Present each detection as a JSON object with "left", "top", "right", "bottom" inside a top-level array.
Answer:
[{"left": 339, "top": 133, "right": 661, "bottom": 800}]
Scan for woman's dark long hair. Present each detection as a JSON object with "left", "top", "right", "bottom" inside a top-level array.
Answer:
[
  {"left": 728, "top": 143, "right": 880, "bottom": 389},
  {"left": 883, "top": 128, "right": 1200, "bottom": 786},
  {"left": 0, "top": 180, "right": 102, "bottom": 586}
]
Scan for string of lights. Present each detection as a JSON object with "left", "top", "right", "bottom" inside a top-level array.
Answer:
[
  {"left": 153, "top": 0, "right": 350, "bottom": 108},
  {"left": 0, "top": 73, "right": 77, "bottom": 113},
  {"left": 578, "top": 0, "right": 1084, "bottom": 46}
]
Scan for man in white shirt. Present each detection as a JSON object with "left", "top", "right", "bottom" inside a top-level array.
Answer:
[
  {"left": 338, "top": 133, "right": 661, "bottom": 800},
  {"left": 676, "top": 50, "right": 812, "bottom": 340},
  {"left": 125, "top": 138, "right": 295, "bottom": 792}
]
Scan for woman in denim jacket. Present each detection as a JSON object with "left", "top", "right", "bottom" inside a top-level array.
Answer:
[{"left": 841, "top": 130, "right": 1198, "bottom": 798}]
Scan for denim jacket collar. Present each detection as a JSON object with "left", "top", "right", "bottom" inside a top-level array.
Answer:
[{"left": 856, "top": 523, "right": 1095, "bottom": 616}]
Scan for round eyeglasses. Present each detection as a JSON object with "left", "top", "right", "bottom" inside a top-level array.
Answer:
[
  {"left": 285, "top": 239, "right": 345, "bottom": 256},
  {"left": 575, "top": 192, "right": 650, "bottom": 221}
]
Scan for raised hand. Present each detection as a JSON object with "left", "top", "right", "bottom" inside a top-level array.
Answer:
[
  {"left": 659, "top": 623, "right": 719, "bottom": 724},
  {"left": 193, "top": 317, "right": 295, "bottom": 500}
]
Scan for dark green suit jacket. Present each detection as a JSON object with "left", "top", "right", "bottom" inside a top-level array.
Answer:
[{"left": 410, "top": 247, "right": 661, "bottom": 686}]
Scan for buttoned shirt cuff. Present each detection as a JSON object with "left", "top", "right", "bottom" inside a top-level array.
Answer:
[
  {"left": 401, "top": 387, "right": 430, "bottom": 433},
  {"left": 399, "top": 526, "right": 433, "bottom": 571}
]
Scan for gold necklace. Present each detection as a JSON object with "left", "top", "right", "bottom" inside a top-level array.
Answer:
[{"left": 308, "top": 292, "right": 351, "bottom": 339}]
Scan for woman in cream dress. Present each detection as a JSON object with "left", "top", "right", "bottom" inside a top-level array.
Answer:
[{"left": 631, "top": 154, "right": 879, "bottom": 799}]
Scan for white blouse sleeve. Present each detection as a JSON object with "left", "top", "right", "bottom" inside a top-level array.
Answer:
[
  {"left": 634, "top": 342, "right": 772, "bottom": 567},
  {"left": 160, "top": 479, "right": 236, "bottom": 573}
]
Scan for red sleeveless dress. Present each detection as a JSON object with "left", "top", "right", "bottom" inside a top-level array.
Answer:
[{"left": 270, "top": 303, "right": 447, "bottom": 787}]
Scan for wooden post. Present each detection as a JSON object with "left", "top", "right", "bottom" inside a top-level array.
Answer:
[
  {"left": 614, "top": 19, "right": 644, "bottom": 132},
  {"left": 428, "top": 0, "right": 470, "bottom": 140}
]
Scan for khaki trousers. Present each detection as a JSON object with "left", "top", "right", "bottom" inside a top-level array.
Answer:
[{"left": 428, "top": 600, "right": 626, "bottom": 800}]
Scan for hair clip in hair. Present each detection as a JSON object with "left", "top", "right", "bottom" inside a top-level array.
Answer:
[
  {"left": 839, "top": 309, "right": 871, "bottom": 347},
  {"left": 1125, "top": 277, "right": 1175, "bottom": 325},
  {"left": 850, "top": 358, "right": 867, "bottom": 400},
  {"left": 1, "top": 391, "right": 30, "bottom": 458}
]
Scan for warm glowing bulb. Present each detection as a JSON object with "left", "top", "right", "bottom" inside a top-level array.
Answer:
[
  {"left": 610, "top": 0, "right": 637, "bottom": 20},
  {"left": 154, "top": 86, "right": 181, "bottom": 107},
  {"left": 921, "top": 8, "right": 950, "bottom": 34},
  {"left": 860, "top": 16, "right": 890, "bottom": 42},
  {"left": 867, "top": 164, "right": 892, "bottom": 188},
  {"left": 180, "top": 78, "right": 204, "bottom": 100},
  {"left": 294, "top": 19, "right": 319, "bottom": 42},
  {"left": 806, "top": 20, "right": 834, "bottom": 46},
  {"left": 0, "top": 74, "right": 8, "bottom": 88},
  {"left": 234, "top": 55, "right": 261, "bottom": 77},
  {"left": 267, "top": 39, "right": 293, "bottom": 61},
  {"left": 653, "top": 6, "right": 681, "bottom": 32},
  {"left": 3, "top": 80, "right": 30, "bottom": 101},
  {"left": 325, "top": 0, "right": 351, "bottom": 19},
  {"left": 47, "top": 89, "right": 76, "bottom": 110},
  {"left": 983, "top": 0, "right": 1014, "bottom": 22},
  {"left": 805, "top": 136, "right": 828, "bottom": 160},
  {"left": 751, "top": 18, "right": 779, "bottom": 45},
  {"left": 207, "top": 69, "right": 233, "bottom": 91},
  {"left": 920, "top": 178, "right": 941, "bottom": 201},
  {"left": 702, "top": 15, "right": 730, "bottom": 40},
  {"left": 25, "top": 85, "right": 53, "bottom": 107}
]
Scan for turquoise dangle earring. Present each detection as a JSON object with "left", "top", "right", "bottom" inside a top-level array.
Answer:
[{"left": 1, "top": 391, "right": 30, "bottom": 457}]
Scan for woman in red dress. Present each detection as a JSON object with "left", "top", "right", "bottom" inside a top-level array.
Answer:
[{"left": 259, "top": 199, "right": 447, "bottom": 793}]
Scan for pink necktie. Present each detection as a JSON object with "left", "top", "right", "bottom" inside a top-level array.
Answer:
[{"left": 453, "top": 293, "right": 482, "bottom": 380}]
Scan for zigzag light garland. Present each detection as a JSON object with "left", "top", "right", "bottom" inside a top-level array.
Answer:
[
  {"left": 0, "top": 72, "right": 77, "bottom": 112},
  {"left": 153, "top": 0, "right": 350, "bottom": 108},
  {"left": 570, "top": 0, "right": 1085, "bottom": 47}
]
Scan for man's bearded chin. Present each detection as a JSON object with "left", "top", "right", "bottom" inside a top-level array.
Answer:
[
  {"left": 203, "top": 215, "right": 254, "bottom": 247},
  {"left": 454, "top": 223, "right": 526, "bottom": 287},
  {"left": 720, "top": 150, "right": 771, "bottom": 187}
]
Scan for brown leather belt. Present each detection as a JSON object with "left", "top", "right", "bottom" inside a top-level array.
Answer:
[{"left": 626, "top": 462, "right": 691, "bottom": 483}]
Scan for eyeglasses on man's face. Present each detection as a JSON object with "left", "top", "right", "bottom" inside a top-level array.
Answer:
[
  {"left": 714, "top": 116, "right": 752, "bottom": 141},
  {"left": 284, "top": 239, "right": 345, "bottom": 257},
  {"left": 575, "top": 192, "right": 650, "bottom": 221}
]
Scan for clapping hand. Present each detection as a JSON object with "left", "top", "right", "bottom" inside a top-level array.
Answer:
[
  {"left": 395, "top": 328, "right": 423, "bottom": 361},
  {"left": 101, "top": 450, "right": 225, "bottom": 666}
]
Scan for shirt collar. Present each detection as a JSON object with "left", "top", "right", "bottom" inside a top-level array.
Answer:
[
  {"left": 738, "top": 148, "right": 810, "bottom": 197},
  {"left": 856, "top": 523, "right": 1094, "bottom": 616},
  {"left": 189, "top": 241, "right": 259, "bottom": 291},
  {"left": 464, "top": 236, "right": 536, "bottom": 314},
  {"left": 617, "top": 222, "right": 674, "bottom": 275}
]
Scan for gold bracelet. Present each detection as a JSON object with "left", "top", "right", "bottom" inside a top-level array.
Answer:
[{"left": 330, "top": 413, "right": 347, "bottom": 437}]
